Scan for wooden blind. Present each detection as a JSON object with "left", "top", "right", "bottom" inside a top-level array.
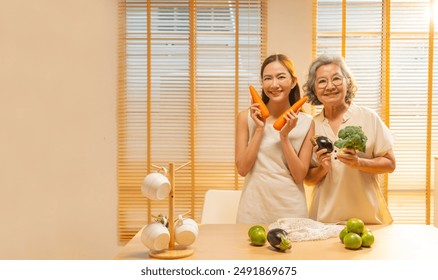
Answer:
[
  {"left": 117, "top": 0, "right": 266, "bottom": 242},
  {"left": 314, "top": 0, "right": 436, "bottom": 224}
]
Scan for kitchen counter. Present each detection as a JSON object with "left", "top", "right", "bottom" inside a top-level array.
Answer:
[{"left": 114, "top": 223, "right": 438, "bottom": 260}]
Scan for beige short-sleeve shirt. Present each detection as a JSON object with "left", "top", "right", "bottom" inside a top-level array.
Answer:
[{"left": 308, "top": 103, "right": 394, "bottom": 224}]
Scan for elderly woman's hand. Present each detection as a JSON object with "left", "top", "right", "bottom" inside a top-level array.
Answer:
[
  {"left": 336, "top": 148, "right": 360, "bottom": 168},
  {"left": 314, "top": 145, "right": 332, "bottom": 171}
]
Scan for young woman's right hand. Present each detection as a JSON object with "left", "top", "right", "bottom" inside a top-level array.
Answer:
[{"left": 250, "top": 103, "right": 266, "bottom": 128}]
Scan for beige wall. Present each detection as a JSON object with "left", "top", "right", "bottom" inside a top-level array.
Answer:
[
  {"left": 0, "top": 0, "right": 311, "bottom": 259},
  {"left": 267, "top": 0, "right": 313, "bottom": 85},
  {"left": 0, "top": 0, "right": 119, "bottom": 259}
]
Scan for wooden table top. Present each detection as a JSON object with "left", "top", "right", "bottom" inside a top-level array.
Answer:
[{"left": 114, "top": 223, "right": 438, "bottom": 260}]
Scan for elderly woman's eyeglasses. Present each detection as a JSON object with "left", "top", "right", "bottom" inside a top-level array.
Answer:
[{"left": 316, "top": 75, "right": 344, "bottom": 89}]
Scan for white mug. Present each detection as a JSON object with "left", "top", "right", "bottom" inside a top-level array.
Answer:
[
  {"left": 174, "top": 215, "right": 198, "bottom": 247},
  {"left": 141, "top": 168, "right": 171, "bottom": 200},
  {"left": 141, "top": 222, "right": 170, "bottom": 251}
]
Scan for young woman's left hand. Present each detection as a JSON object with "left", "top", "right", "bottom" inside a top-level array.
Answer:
[{"left": 279, "top": 109, "right": 298, "bottom": 137}]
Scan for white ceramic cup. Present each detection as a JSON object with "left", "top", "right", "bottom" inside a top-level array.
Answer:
[
  {"left": 141, "top": 222, "right": 170, "bottom": 251},
  {"left": 141, "top": 168, "right": 171, "bottom": 200},
  {"left": 174, "top": 216, "right": 199, "bottom": 247}
]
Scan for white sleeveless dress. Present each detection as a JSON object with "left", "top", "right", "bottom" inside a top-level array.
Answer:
[{"left": 236, "top": 111, "right": 312, "bottom": 224}]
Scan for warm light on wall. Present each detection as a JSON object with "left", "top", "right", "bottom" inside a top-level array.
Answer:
[
  {"left": 435, "top": 157, "right": 438, "bottom": 227},
  {"left": 425, "top": 0, "right": 437, "bottom": 23}
]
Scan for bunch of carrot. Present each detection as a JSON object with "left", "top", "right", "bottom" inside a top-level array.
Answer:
[
  {"left": 249, "top": 85, "right": 308, "bottom": 131},
  {"left": 249, "top": 85, "right": 270, "bottom": 120}
]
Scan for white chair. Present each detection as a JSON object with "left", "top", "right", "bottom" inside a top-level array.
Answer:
[{"left": 200, "top": 189, "right": 242, "bottom": 224}]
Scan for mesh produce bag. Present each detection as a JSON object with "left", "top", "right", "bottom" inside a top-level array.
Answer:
[{"left": 268, "top": 218, "right": 344, "bottom": 242}]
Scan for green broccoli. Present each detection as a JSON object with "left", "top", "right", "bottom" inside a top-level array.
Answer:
[{"left": 334, "top": 126, "right": 368, "bottom": 152}]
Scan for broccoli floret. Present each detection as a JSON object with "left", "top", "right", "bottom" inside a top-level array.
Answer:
[{"left": 334, "top": 126, "right": 368, "bottom": 152}]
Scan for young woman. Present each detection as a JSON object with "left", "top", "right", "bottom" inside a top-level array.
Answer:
[{"left": 235, "top": 54, "right": 314, "bottom": 224}]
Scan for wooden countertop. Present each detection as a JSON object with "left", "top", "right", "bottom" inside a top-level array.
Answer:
[{"left": 114, "top": 223, "right": 438, "bottom": 260}]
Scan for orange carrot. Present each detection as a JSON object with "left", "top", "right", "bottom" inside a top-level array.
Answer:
[
  {"left": 273, "top": 96, "right": 308, "bottom": 131},
  {"left": 249, "top": 85, "right": 270, "bottom": 120}
]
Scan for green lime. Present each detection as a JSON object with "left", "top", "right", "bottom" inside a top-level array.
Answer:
[
  {"left": 362, "top": 227, "right": 371, "bottom": 234},
  {"left": 346, "top": 218, "right": 365, "bottom": 235},
  {"left": 361, "top": 230, "right": 375, "bottom": 247},
  {"left": 344, "top": 232, "right": 362, "bottom": 250},
  {"left": 248, "top": 225, "right": 265, "bottom": 238},
  {"left": 339, "top": 227, "right": 349, "bottom": 243},
  {"left": 250, "top": 228, "right": 267, "bottom": 246}
]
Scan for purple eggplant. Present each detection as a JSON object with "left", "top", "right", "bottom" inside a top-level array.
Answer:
[
  {"left": 311, "top": 135, "right": 334, "bottom": 154},
  {"left": 267, "top": 228, "right": 292, "bottom": 251}
]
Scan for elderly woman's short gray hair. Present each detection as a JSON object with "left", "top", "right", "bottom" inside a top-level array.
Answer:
[{"left": 303, "top": 54, "right": 357, "bottom": 105}]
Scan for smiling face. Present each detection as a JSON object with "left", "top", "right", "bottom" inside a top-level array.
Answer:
[
  {"left": 314, "top": 63, "right": 347, "bottom": 106},
  {"left": 262, "top": 61, "right": 296, "bottom": 104}
]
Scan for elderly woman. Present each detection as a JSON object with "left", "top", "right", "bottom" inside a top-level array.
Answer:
[{"left": 303, "top": 54, "right": 395, "bottom": 225}]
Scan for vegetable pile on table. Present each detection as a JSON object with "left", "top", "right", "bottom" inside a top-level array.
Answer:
[
  {"left": 339, "top": 218, "right": 375, "bottom": 250},
  {"left": 247, "top": 225, "right": 292, "bottom": 252},
  {"left": 334, "top": 126, "right": 368, "bottom": 153}
]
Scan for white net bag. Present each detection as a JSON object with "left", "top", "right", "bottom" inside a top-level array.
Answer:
[{"left": 268, "top": 218, "right": 344, "bottom": 242}]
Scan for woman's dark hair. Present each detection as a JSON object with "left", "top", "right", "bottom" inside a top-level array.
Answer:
[
  {"left": 260, "top": 54, "right": 300, "bottom": 106},
  {"left": 302, "top": 54, "right": 357, "bottom": 105}
]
